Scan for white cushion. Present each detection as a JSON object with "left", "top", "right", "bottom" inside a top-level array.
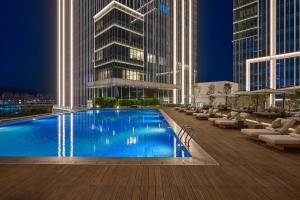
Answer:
[
  {"left": 196, "top": 114, "right": 209, "bottom": 117},
  {"left": 215, "top": 120, "right": 238, "bottom": 126},
  {"left": 290, "top": 133, "right": 300, "bottom": 139},
  {"left": 259, "top": 135, "right": 300, "bottom": 145},
  {"left": 241, "top": 129, "right": 279, "bottom": 137},
  {"left": 208, "top": 117, "right": 225, "bottom": 122},
  {"left": 215, "top": 119, "right": 236, "bottom": 124},
  {"left": 265, "top": 127, "right": 275, "bottom": 132}
]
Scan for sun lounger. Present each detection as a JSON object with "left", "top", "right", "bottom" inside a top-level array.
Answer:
[
  {"left": 193, "top": 109, "right": 209, "bottom": 116},
  {"left": 195, "top": 109, "right": 219, "bottom": 120},
  {"left": 259, "top": 132, "right": 300, "bottom": 151},
  {"left": 214, "top": 112, "right": 249, "bottom": 128},
  {"left": 208, "top": 111, "right": 239, "bottom": 122},
  {"left": 185, "top": 108, "right": 202, "bottom": 115},
  {"left": 175, "top": 106, "right": 185, "bottom": 110},
  {"left": 241, "top": 118, "right": 296, "bottom": 140},
  {"left": 254, "top": 112, "right": 282, "bottom": 118},
  {"left": 178, "top": 106, "right": 190, "bottom": 112}
]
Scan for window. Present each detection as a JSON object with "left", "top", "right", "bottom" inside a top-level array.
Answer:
[{"left": 95, "top": 50, "right": 103, "bottom": 61}]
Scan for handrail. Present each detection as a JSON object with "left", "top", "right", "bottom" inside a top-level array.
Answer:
[{"left": 177, "top": 125, "right": 194, "bottom": 148}]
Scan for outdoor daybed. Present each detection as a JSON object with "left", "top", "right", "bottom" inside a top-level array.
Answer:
[
  {"left": 213, "top": 112, "right": 250, "bottom": 128},
  {"left": 241, "top": 118, "right": 296, "bottom": 140},
  {"left": 208, "top": 111, "right": 239, "bottom": 123},
  {"left": 195, "top": 109, "right": 219, "bottom": 120},
  {"left": 259, "top": 126, "right": 300, "bottom": 151}
]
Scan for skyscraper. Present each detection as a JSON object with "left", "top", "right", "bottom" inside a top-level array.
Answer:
[
  {"left": 57, "top": 0, "right": 197, "bottom": 110},
  {"left": 233, "top": 0, "right": 300, "bottom": 99}
]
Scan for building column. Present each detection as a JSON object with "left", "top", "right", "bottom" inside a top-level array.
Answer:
[
  {"left": 173, "top": 0, "right": 177, "bottom": 104},
  {"left": 181, "top": 0, "right": 185, "bottom": 104},
  {"left": 270, "top": 0, "right": 277, "bottom": 106},
  {"left": 189, "top": 0, "right": 193, "bottom": 104}
]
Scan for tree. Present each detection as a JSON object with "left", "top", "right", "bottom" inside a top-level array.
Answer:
[
  {"left": 207, "top": 84, "right": 216, "bottom": 106},
  {"left": 223, "top": 83, "right": 232, "bottom": 108},
  {"left": 288, "top": 92, "right": 300, "bottom": 110}
]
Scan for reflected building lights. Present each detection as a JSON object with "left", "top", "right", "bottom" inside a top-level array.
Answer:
[
  {"left": 127, "top": 137, "right": 137, "bottom": 145},
  {"left": 173, "top": 137, "right": 176, "bottom": 158},
  {"left": 58, "top": 115, "right": 61, "bottom": 157},
  {"left": 70, "top": 113, "right": 74, "bottom": 157},
  {"left": 62, "top": 114, "right": 66, "bottom": 157}
]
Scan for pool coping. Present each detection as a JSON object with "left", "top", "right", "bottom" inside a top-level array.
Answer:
[{"left": 0, "top": 109, "right": 219, "bottom": 166}]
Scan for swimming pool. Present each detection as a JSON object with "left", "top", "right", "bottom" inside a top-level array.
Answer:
[{"left": 0, "top": 109, "right": 190, "bottom": 158}]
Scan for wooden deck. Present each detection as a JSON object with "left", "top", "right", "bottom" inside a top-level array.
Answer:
[{"left": 0, "top": 107, "right": 299, "bottom": 199}]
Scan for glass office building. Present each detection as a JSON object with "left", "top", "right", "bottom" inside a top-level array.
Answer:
[
  {"left": 57, "top": 0, "right": 197, "bottom": 110},
  {"left": 234, "top": 0, "right": 300, "bottom": 94}
]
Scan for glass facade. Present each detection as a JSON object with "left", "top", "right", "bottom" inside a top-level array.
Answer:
[
  {"left": 234, "top": 0, "right": 300, "bottom": 91},
  {"left": 57, "top": 0, "right": 197, "bottom": 108},
  {"left": 94, "top": 5, "right": 144, "bottom": 84},
  {"left": 233, "top": 0, "right": 259, "bottom": 91}
]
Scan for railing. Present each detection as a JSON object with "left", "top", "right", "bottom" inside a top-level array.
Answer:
[{"left": 178, "top": 125, "right": 194, "bottom": 148}]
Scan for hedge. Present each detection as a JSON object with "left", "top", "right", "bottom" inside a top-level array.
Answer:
[
  {"left": 94, "top": 98, "right": 117, "bottom": 108},
  {"left": 140, "top": 98, "right": 160, "bottom": 106},
  {"left": 93, "top": 98, "right": 160, "bottom": 108}
]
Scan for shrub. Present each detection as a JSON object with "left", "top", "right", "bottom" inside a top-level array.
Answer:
[
  {"left": 93, "top": 98, "right": 160, "bottom": 108},
  {"left": 118, "top": 99, "right": 141, "bottom": 107},
  {"left": 140, "top": 98, "right": 160, "bottom": 106},
  {"left": 94, "top": 98, "right": 117, "bottom": 108}
]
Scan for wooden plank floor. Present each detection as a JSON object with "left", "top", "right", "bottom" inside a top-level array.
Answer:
[{"left": 0, "top": 107, "right": 299, "bottom": 199}]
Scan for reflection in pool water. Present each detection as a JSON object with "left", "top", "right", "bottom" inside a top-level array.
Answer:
[{"left": 0, "top": 109, "right": 190, "bottom": 158}]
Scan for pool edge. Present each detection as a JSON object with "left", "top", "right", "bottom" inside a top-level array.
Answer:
[{"left": 0, "top": 108, "right": 219, "bottom": 166}]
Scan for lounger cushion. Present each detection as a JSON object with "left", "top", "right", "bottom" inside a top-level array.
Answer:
[
  {"left": 240, "top": 112, "right": 250, "bottom": 119},
  {"left": 295, "top": 126, "right": 300, "bottom": 134},
  {"left": 214, "top": 120, "right": 237, "bottom": 125},
  {"left": 241, "top": 129, "right": 279, "bottom": 137},
  {"left": 228, "top": 112, "right": 239, "bottom": 119},
  {"left": 208, "top": 117, "right": 225, "bottom": 122},
  {"left": 215, "top": 120, "right": 238, "bottom": 126},
  {"left": 196, "top": 114, "right": 209, "bottom": 117},
  {"left": 259, "top": 135, "right": 300, "bottom": 145},
  {"left": 275, "top": 119, "right": 296, "bottom": 134},
  {"left": 290, "top": 133, "right": 300, "bottom": 139},
  {"left": 271, "top": 119, "right": 282, "bottom": 128}
]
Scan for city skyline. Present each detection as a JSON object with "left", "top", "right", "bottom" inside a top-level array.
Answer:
[{"left": 0, "top": 0, "right": 233, "bottom": 97}]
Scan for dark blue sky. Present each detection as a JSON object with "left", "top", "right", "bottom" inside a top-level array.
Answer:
[
  {"left": 0, "top": 0, "right": 233, "bottom": 96},
  {"left": 198, "top": 0, "right": 233, "bottom": 82},
  {"left": 0, "top": 0, "right": 56, "bottom": 94}
]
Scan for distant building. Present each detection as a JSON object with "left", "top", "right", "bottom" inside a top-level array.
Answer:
[
  {"left": 233, "top": 0, "right": 300, "bottom": 103},
  {"left": 57, "top": 0, "right": 198, "bottom": 110},
  {"left": 194, "top": 81, "right": 239, "bottom": 107}
]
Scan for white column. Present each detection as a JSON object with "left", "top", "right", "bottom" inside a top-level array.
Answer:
[
  {"left": 58, "top": 0, "right": 61, "bottom": 106},
  {"left": 173, "top": 0, "right": 177, "bottom": 104},
  {"left": 270, "top": 0, "right": 277, "bottom": 106},
  {"left": 246, "top": 60, "right": 251, "bottom": 91},
  {"left": 181, "top": 0, "right": 185, "bottom": 104},
  {"left": 189, "top": 0, "right": 193, "bottom": 104},
  {"left": 62, "top": 0, "right": 66, "bottom": 107},
  {"left": 70, "top": 0, "right": 74, "bottom": 109}
]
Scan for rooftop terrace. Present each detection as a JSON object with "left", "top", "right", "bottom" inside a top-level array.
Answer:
[{"left": 0, "top": 107, "right": 299, "bottom": 199}]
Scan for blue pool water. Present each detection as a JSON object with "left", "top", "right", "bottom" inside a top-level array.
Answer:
[{"left": 0, "top": 109, "right": 190, "bottom": 158}]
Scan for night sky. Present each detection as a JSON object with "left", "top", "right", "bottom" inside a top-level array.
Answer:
[{"left": 0, "top": 0, "right": 233, "bottom": 97}]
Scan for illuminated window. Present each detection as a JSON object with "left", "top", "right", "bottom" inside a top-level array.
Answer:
[
  {"left": 95, "top": 50, "right": 103, "bottom": 61},
  {"left": 130, "top": 49, "right": 144, "bottom": 62}
]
